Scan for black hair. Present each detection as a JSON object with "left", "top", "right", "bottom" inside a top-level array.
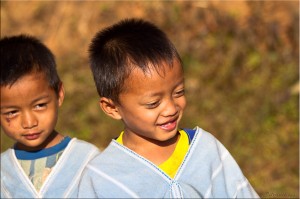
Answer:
[
  {"left": 0, "top": 34, "right": 61, "bottom": 95},
  {"left": 89, "top": 18, "right": 182, "bottom": 103}
]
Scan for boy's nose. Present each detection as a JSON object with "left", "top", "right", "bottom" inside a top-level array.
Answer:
[
  {"left": 21, "top": 112, "right": 38, "bottom": 129},
  {"left": 162, "top": 99, "right": 178, "bottom": 117}
]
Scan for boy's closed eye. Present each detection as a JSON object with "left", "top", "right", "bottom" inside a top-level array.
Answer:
[
  {"left": 174, "top": 89, "right": 185, "bottom": 97},
  {"left": 145, "top": 101, "right": 160, "bottom": 109},
  {"left": 33, "top": 102, "right": 49, "bottom": 111}
]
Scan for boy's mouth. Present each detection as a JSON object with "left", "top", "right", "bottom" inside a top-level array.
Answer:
[
  {"left": 23, "top": 132, "right": 41, "bottom": 140},
  {"left": 159, "top": 119, "right": 178, "bottom": 131}
]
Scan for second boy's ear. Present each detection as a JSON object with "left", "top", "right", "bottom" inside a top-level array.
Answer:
[{"left": 99, "top": 97, "right": 122, "bottom": 120}]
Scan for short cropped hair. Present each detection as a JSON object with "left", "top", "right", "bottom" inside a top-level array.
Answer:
[
  {"left": 0, "top": 34, "right": 61, "bottom": 95},
  {"left": 89, "top": 18, "right": 182, "bottom": 103}
]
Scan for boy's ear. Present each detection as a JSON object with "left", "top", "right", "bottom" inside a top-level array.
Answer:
[
  {"left": 99, "top": 97, "right": 122, "bottom": 120},
  {"left": 58, "top": 83, "right": 65, "bottom": 107}
]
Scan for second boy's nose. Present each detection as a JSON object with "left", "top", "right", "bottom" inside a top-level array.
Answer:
[
  {"left": 162, "top": 99, "right": 178, "bottom": 117},
  {"left": 21, "top": 111, "right": 38, "bottom": 129}
]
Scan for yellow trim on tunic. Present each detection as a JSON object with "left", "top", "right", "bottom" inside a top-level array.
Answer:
[{"left": 115, "top": 130, "right": 189, "bottom": 179}]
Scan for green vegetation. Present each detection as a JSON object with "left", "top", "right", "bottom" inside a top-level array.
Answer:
[{"left": 1, "top": 1, "right": 298, "bottom": 197}]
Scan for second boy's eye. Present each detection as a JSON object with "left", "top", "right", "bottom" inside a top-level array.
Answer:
[
  {"left": 145, "top": 101, "right": 160, "bottom": 109},
  {"left": 174, "top": 89, "right": 185, "bottom": 97},
  {"left": 34, "top": 103, "right": 47, "bottom": 110}
]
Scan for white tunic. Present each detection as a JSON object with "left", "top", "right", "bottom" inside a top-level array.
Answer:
[
  {"left": 78, "top": 127, "right": 259, "bottom": 198},
  {"left": 1, "top": 138, "right": 100, "bottom": 198}
]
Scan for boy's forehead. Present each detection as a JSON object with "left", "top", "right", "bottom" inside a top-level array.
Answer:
[
  {"left": 122, "top": 59, "right": 183, "bottom": 91},
  {"left": 6, "top": 71, "right": 47, "bottom": 88},
  {"left": 128, "top": 58, "right": 182, "bottom": 78}
]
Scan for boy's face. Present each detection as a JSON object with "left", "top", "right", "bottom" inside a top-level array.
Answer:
[
  {"left": 115, "top": 59, "right": 186, "bottom": 143},
  {"left": 0, "top": 72, "right": 64, "bottom": 151}
]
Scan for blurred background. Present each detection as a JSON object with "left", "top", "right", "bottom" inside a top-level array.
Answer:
[{"left": 1, "top": 0, "right": 299, "bottom": 197}]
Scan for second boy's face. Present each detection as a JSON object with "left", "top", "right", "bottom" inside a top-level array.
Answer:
[
  {"left": 0, "top": 72, "right": 64, "bottom": 151},
  {"left": 116, "top": 59, "right": 186, "bottom": 143}
]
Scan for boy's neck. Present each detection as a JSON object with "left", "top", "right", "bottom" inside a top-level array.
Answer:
[{"left": 122, "top": 131, "right": 180, "bottom": 165}]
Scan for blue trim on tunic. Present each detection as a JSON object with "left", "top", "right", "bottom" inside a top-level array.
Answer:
[
  {"left": 14, "top": 136, "right": 71, "bottom": 160},
  {"left": 182, "top": 128, "right": 196, "bottom": 143}
]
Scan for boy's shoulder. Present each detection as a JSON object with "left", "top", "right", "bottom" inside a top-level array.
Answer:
[
  {"left": 182, "top": 127, "right": 234, "bottom": 161},
  {"left": 1, "top": 148, "right": 12, "bottom": 159},
  {"left": 58, "top": 137, "right": 101, "bottom": 157},
  {"left": 72, "top": 138, "right": 100, "bottom": 151},
  {"left": 70, "top": 137, "right": 98, "bottom": 145}
]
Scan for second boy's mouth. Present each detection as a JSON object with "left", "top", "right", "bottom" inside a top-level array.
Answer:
[{"left": 158, "top": 117, "right": 179, "bottom": 131}]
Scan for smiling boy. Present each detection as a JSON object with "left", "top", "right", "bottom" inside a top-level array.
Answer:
[
  {"left": 78, "top": 18, "right": 259, "bottom": 198},
  {"left": 0, "top": 35, "right": 100, "bottom": 198}
]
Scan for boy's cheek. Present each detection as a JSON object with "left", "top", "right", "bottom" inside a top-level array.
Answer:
[
  {"left": 0, "top": 123, "right": 10, "bottom": 136},
  {"left": 1, "top": 117, "right": 15, "bottom": 129},
  {"left": 0, "top": 118, "right": 6, "bottom": 127},
  {"left": 0, "top": 124, "right": 17, "bottom": 140}
]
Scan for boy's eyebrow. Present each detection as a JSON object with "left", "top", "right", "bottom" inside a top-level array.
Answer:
[
  {"left": 143, "top": 79, "right": 185, "bottom": 98},
  {"left": 0, "top": 95, "right": 51, "bottom": 110},
  {"left": 31, "top": 94, "right": 51, "bottom": 104},
  {"left": 0, "top": 105, "right": 18, "bottom": 110}
]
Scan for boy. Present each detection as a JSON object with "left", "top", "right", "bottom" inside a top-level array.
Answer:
[
  {"left": 0, "top": 35, "right": 100, "bottom": 198},
  {"left": 78, "top": 18, "right": 259, "bottom": 198}
]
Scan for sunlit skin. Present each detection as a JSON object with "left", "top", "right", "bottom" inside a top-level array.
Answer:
[
  {"left": 100, "top": 59, "right": 186, "bottom": 165},
  {"left": 0, "top": 72, "right": 65, "bottom": 151}
]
